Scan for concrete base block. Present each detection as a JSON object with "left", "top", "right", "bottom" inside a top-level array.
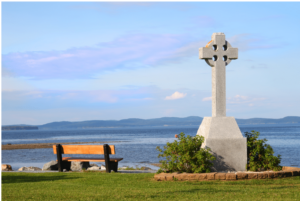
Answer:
[
  {"left": 205, "top": 138, "right": 247, "bottom": 172},
  {"left": 197, "top": 116, "right": 244, "bottom": 140},
  {"left": 197, "top": 116, "right": 247, "bottom": 172}
]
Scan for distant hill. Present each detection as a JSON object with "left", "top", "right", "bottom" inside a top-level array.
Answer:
[
  {"left": 38, "top": 116, "right": 204, "bottom": 130},
  {"left": 236, "top": 116, "right": 300, "bottom": 125},
  {"left": 2, "top": 125, "right": 39, "bottom": 130},
  {"left": 2, "top": 116, "right": 299, "bottom": 130},
  {"left": 34, "top": 116, "right": 300, "bottom": 130}
]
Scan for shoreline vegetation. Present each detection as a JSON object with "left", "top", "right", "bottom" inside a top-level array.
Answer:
[{"left": 2, "top": 141, "right": 125, "bottom": 150}]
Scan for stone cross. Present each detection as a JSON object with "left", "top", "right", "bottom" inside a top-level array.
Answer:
[
  {"left": 197, "top": 33, "right": 246, "bottom": 172},
  {"left": 199, "top": 33, "right": 238, "bottom": 117}
]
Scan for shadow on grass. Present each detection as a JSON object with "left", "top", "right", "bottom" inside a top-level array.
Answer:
[
  {"left": 268, "top": 186, "right": 298, "bottom": 190},
  {"left": 2, "top": 174, "right": 79, "bottom": 184}
]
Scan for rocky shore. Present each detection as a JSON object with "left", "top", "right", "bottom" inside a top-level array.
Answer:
[{"left": 2, "top": 161, "right": 155, "bottom": 172}]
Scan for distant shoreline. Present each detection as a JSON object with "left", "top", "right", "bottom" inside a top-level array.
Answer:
[
  {"left": 2, "top": 122, "right": 300, "bottom": 131},
  {"left": 2, "top": 126, "right": 39, "bottom": 130},
  {"left": 2, "top": 116, "right": 300, "bottom": 130},
  {"left": 38, "top": 122, "right": 300, "bottom": 130},
  {"left": 2, "top": 141, "right": 125, "bottom": 150}
]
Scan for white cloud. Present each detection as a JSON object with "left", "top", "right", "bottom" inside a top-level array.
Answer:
[
  {"left": 228, "top": 34, "right": 283, "bottom": 52},
  {"left": 3, "top": 33, "right": 201, "bottom": 79},
  {"left": 165, "top": 91, "right": 187, "bottom": 100},
  {"left": 202, "top": 95, "right": 265, "bottom": 104},
  {"left": 202, "top": 96, "right": 212, "bottom": 101},
  {"left": 234, "top": 95, "right": 248, "bottom": 100},
  {"left": 228, "top": 94, "right": 266, "bottom": 105}
]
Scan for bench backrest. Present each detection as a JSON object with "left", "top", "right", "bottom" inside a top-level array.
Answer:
[{"left": 52, "top": 145, "right": 115, "bottom": 155}]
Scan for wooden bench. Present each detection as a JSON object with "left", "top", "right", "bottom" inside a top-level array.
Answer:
[{"left": 53, "top": 144, "right": 123, "bottom": 173}]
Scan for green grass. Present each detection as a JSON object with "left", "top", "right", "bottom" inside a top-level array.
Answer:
[{"left": 2, "top": 172, "right": 300, "bottom": 201}]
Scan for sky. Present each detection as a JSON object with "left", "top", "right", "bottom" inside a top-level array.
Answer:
[{"left": 2, "top": 2, "right": 300, "bottom": 125}]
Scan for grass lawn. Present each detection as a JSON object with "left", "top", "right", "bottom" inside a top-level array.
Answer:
[{"left": 2, "top": 172, "right": 300, "bottom": 201}]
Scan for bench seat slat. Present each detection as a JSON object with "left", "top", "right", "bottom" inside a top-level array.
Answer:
[
  {"left": 62, "top": 157, "right": 123, "bottom": 162},
  {"left": 53, "top": 145, "right": 116, "bottom": 155}
]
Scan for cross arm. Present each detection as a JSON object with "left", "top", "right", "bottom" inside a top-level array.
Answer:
[
  {"left": 199, "top": 47, "right": 214, "bottom": 59},
  {"left": 226, "top": 47, "right": 238, "bottom": 60}
]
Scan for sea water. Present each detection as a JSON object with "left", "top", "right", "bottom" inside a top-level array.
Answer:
[{"left": 2, "top": 124, "right": 300, "bottom": 171}]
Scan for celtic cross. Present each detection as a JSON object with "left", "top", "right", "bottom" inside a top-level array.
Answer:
[{"left": 199, "top": 33, "right": 238, "bottom": 117}]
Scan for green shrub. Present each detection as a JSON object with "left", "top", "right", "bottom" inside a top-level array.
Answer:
[
  {"left": 245, "top": 130, "right": 282, "bottom": 171},
  {"left": 156, "top": 132, "right": 215, "bottom": 173}
]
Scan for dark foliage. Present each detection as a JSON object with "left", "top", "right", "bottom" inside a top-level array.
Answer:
[{"left": 245, "top": 130, "right": 282, "bottom": 171}]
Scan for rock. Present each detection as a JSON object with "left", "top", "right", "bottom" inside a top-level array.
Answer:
[
  {"left": 71, "top": 162, "right": 91, "bottom": 171},
  {"left": 18, "top": 166, "right": 42, "bottom": 171},
  {"left": 90, "top": 163, "right": 99, "bottom": 167},
  {"left": 18, "top": 167, "right": 25, "bottom": 171},
  {"left": 2, "top": 164, "right": 12, "bottom": 171},
  {"left": 140, "top": 166, "right": 152, "bottom": 170},
  {"left": 119, "top": 166, "right": 128, "bottom": 170},
  {"left": 42, "top": 160, "right": 71, "bottom": 171},
  {"left": 100, "top": 165, "right": 106, "bottom": 170},
  {"left": 30, "top": 166, "right": 42, "bottom": 171},
  {"left": 87, "top": 166, "right": 101, "bottom": 171},
  {"left": 42, "top": 160, "right": 58, "bottom": 171}
]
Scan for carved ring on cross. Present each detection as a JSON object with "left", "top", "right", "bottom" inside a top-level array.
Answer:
[{"left": 199, "top": 33, "right": 238, "bottom": 67}]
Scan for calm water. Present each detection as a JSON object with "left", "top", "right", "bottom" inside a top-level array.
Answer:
[{"left": 2, "top": 124, "right": 300, "bottom": 170}]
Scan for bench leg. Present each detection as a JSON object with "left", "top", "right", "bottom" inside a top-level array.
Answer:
[
  {"left": 56, "top": 144, "right": 63, "bottom": 172},
  {"left": 104, "top": 144, "right": 111, "bottom": 173},
  {"left": 109, "top": 162, "right": 118, "bottom": 172},
  {"left": 104, "top": 144, "right": 118, "bottom": 173},
  {"left": 61, "top": 161, "right": 71, "bottom": 171}
]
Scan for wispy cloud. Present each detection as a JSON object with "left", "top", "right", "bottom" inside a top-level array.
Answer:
[
  {"left": 227, "top": 94, "right": 266, "bottom": 105},
  {"left": 202, "top": 96, "right": 212, "bottom": 101},
  {"left": 165, "top": 91, "right": 187, "bottom": 100},
  {"left": 2, "top": 67, "right": 15, "bottom": 77},
  {"left": 228, "top": 34, "right": 283, "bottom": 52},
  {"left": 70, "top": 2, "right": 154, "bottom": 13},
  {"left": 192, "top": 16, "right": 216, "bottom": 27},
  {"left": 2, "top": 33, "right": 203, "bottom": 79},
  {"left": 70, "top": 2, "right": 193, "bottom": 13},
  {"left": 2, "top": 86, "right": 154, "bottom": 106},
  {"left": 202, "top": 95, "right": 266, "bottom": 106}
]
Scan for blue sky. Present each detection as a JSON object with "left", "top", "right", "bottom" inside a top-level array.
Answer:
[{"left": 2, "top": 2, "right": 300, "bottom": 125}]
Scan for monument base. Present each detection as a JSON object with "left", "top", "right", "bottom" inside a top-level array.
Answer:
[
  {"left": 197, "top": 117, "right": 247, "bottom": 172},
  {"left": 204, "top": 138, "right": 247, "bottom": 172}
]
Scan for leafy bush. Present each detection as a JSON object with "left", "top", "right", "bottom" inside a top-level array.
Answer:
[
  {"left": 245, "top": 130, "right": 282, "bottom": 171},
  {"left": 156, "top": 132, "right": 215, "bottom": 173}
]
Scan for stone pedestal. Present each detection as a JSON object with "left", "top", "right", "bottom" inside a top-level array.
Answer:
[{"left": 197, "top": 117, "right": 247, "bottom": 172}]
